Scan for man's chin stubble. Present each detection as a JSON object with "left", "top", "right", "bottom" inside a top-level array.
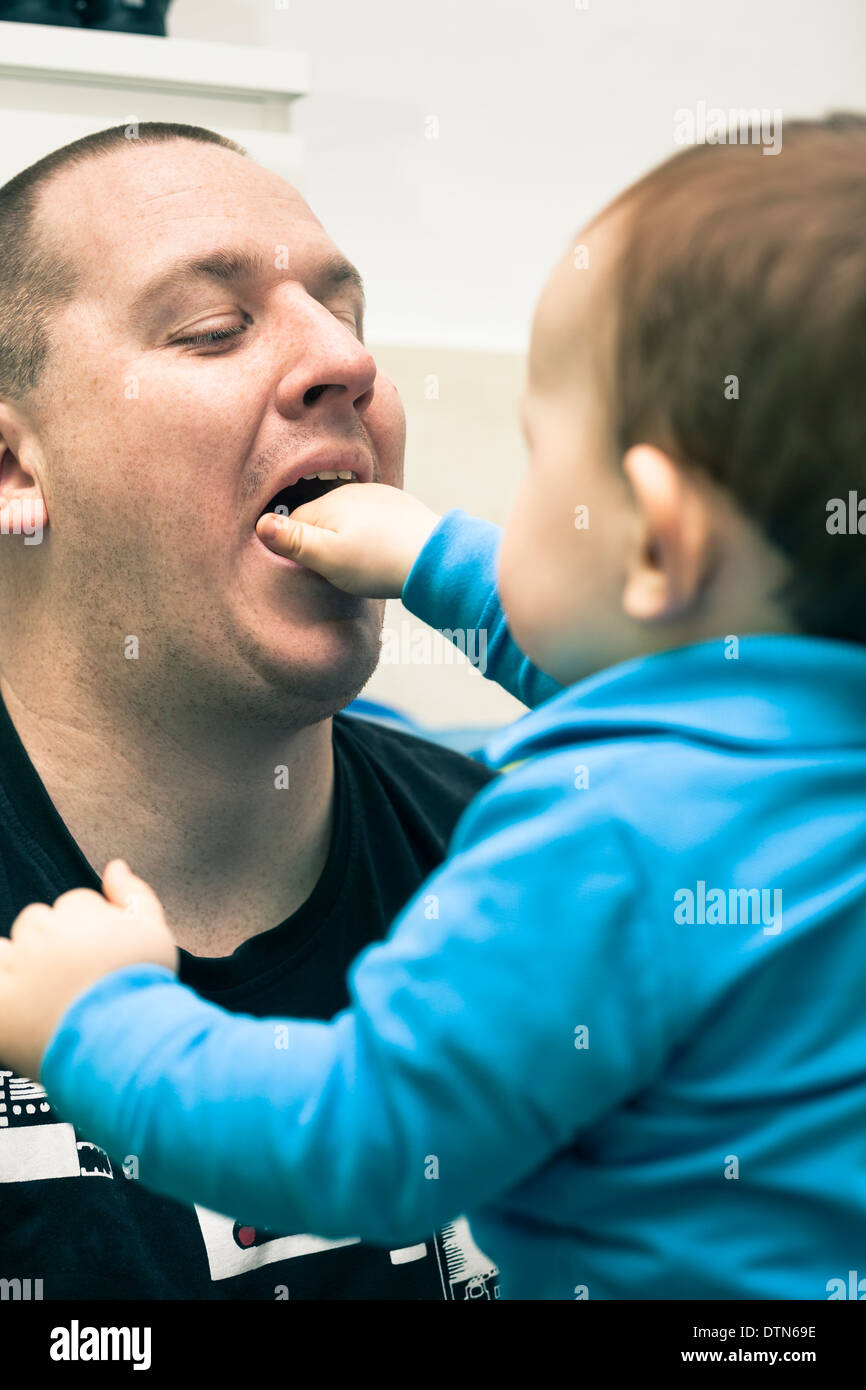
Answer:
[{"left": 233, "top": 608, "right": 386, "bottom": 732}]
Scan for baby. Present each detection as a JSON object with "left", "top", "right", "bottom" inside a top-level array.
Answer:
[{"left": 2, "top": 114, "right": 866, "bottom": 1300}]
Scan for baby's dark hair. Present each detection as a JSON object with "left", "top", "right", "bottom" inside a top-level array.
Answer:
[{"left": 600, "top": 113, "right": 866, "bottom": 644}]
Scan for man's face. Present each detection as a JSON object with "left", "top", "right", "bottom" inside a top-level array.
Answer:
[{"left": 23, "top": 139, "right": 405, "bottom": 725}]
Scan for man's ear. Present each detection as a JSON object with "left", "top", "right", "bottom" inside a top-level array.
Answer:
[
  {"left": 0, "top": 405, "right": 48, "bottom": 535},
  {"left": 620, "top": 444, "right": 715, "bottom": 622}
]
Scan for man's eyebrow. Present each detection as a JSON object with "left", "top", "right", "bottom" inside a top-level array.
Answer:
[
  {"left": 318, "top": 255, "right": 366, "bottom": 308},
  {"left": 128, "top": 249, "right": 268, "bottom": 328},
  {"left": 128, "top": 248, "right": 366, "bottom": 329}
]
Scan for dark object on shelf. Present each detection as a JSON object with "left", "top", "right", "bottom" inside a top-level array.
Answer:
[
  {"left": 84, "top": 0, "right": 171, "bottom": 35},
  {"left": 0, "top": 0, "right": 86, "bottom": 25}
]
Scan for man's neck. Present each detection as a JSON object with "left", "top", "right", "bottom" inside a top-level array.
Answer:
[{"left": 0, "top": 670, "right": 336, "bottom": 957}]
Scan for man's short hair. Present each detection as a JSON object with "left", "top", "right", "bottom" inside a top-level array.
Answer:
[{"left": 0, "top": 123, "right": 247, "bottom": 401}]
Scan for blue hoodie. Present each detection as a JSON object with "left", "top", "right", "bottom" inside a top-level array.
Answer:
[{"left": 41, "top": 510, "right": 866, "bottom": 1299}]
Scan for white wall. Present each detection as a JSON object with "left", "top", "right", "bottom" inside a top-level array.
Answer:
[
  {"left": 358, "top": 344, "right": 530, "bottom": 728},
  {"left": 170, "top": 0, "right": 866, "bottom": 351}
]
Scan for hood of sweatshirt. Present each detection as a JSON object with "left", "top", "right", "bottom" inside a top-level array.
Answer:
[{"left": 485, "top": 633, "right": 866, "bottom": 768}]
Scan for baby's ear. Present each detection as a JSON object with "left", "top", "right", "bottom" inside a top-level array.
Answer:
[{"left": 620, "top": 444, "right": 713, "bottom": 622}]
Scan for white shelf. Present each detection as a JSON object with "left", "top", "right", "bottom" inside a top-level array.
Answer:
[
  {"left": 0, "top": 20, "right": 309, "bottom": 101},
  {"left": 0, "top": 20, "right": 309, "bottom": 188}
]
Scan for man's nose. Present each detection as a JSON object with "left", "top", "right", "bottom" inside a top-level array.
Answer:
[{"left": 272, "top": 295, "right": 377, "bottom": 424}]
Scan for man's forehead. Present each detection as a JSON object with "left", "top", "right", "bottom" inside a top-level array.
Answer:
[{"left": 41, "top": 141, "right": 323, "bottom": 281}]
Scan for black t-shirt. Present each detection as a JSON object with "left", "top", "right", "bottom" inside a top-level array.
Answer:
[{"left": 0, "top": 699, "right": 501, "bottom": 1300}]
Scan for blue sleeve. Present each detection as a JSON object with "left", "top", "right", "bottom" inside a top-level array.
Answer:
[
  {"left": 401, "top": 509, "right": 562, "bottom": 709},
  {"left": 40, "top": 774, "right": 666, "bottom": 1249}
]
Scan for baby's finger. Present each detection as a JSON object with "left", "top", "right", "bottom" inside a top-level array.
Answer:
[
  {"left": 255, "top": 512, "right": 343, "bottom": 578},
  {"left": 9, "top": 903, "right": 53, "bottom": 942},
  {"left": 102, "top": 860, "right": 166, "bottom": 923}
]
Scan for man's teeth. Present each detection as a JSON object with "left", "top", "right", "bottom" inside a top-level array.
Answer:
[{"left": 299, "top": 469, "right": 358, "bottom": 481}]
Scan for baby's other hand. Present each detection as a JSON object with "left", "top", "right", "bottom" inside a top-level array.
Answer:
[{"left": 0, "top": 860, "right": 178, "bottom": 1081}]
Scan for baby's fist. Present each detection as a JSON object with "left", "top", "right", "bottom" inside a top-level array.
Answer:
[{"left": 0, "top": 860, "right": 177, "bottom": 1080}]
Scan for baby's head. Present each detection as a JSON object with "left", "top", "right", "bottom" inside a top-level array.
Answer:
[{"left": 499, "top": 113, "right": 866, "bottom": 685}]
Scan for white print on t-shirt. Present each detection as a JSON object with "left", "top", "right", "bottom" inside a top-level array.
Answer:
[
  {"left": 194, "top": 1205, "right": 500, "bottom": 1298},
  {"left": 0, "top": 1071, "right": 113, "bottom": 1181},
  {"left": 194, "top": 1204, "right": 361, "bottom": 1280},
  {"left": 0, "top": 1069, "right": 500, "bottom": 1298}
]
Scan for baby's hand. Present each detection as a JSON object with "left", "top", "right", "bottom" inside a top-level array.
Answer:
[
  {"left": 255, "top": 482, "right": 441, "bottom": 596},
  {"left": 0, "top": 860, "right": 178, "bottom": 1081}
]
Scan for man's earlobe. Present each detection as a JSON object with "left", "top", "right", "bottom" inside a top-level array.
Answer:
[
  {"left": 620, "top": 443, "right": 712, "bottom": 623},
  {"left": 0, "top": 496, "right": 48, "bottom": 539},
  {"left": 0, "top": 429, "right": 49, "bottom": 540}
]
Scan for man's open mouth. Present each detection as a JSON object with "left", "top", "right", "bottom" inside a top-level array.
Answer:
[{"left": 256, "top": 469, "right": 360, "bottom": 523}]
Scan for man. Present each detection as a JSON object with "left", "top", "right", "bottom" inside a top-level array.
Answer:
[{"left": 0, "top": 122, "right": 499, "bottom": 1299}]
